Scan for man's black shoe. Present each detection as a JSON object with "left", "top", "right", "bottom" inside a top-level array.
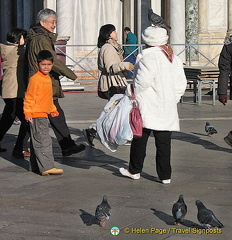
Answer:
[
  {"left": 0, "top": 146, "right": 7, "bottom": 152},
  {"left": 62, "top": 144, "right": 86, "bottom": 156}
]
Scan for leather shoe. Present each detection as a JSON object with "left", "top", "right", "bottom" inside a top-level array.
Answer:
[
  {"left": 0, "top": 144, "right": 7, "bottom": 152},
  {"left": 0, "top": 147, "right": 7, "bottom": 152},
  {"left": 41, "top": 168, "right": 64, "bottom": 176},
  {"left": 62, "top": 144, "right": 86, "bottom": 156}
]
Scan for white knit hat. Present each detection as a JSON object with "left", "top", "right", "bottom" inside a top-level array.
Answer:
[{"left": 142, "top": 26, "right": 169, "bottom": 46}]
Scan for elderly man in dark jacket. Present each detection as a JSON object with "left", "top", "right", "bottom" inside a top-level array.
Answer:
[
  {"left": 26, "top": 8, "right": 85, "bottom": 156},
  {"left": 218, "top": 35, "right": 232, "bottom": 147}
]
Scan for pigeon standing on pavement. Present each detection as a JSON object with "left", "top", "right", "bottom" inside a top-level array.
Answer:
[
  {"left": 95, "top": 195, "right": 111, "bottom": 227},
  {"left": 205, "top": 122, "right": 217, "bottom": 136},
  {"left": 172, "top": 195, "right": 187, "bottom": 225},
  {"left": 196, "top": 200, "right": 224, "bottom": 228},
  {"left": 148, "top": 8, "right": 171, "bottom": 29}
]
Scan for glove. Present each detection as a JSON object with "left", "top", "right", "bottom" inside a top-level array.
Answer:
[
  {"left": 219, "top": 94, "right": 227, "bottom": 105},
  {"left": 127, "top": 63, "right": 134, "bottom": 71}
]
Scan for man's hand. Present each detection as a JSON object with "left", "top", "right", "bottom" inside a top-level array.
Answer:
[{"left": 219, "top": 94, "right": 228, "bottom": 105}]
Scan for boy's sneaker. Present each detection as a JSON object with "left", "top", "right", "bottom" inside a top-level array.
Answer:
[
  {"left": 83, "top": 129, "right": 95, "bottom": 147},
  {"left": 119, "top": 167, "right": 140, "bottom": 180},
  {"left": 41, "top": 168, "right": 64, "bottom": 176}
]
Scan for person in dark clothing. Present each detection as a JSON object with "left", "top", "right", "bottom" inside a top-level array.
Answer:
[
  {"left": 218, "top": 35, "right": 232, "bottom": 147},
  {"left": 26, "top": 8, "right": 85, "bottom": 156},
  {"left": 124, "top": 27, "right": 137, "bottom": 78}
]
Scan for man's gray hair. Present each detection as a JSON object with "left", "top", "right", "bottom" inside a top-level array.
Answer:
[{"left": 37, "top": 8, "right": 56, "bottom": 23}]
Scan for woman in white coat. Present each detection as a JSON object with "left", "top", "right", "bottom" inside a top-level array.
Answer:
[{"left": 119, "top": 26, "right": 187, "bottom": 184}]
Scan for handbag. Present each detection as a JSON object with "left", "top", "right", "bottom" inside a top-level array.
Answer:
[
  {"left": 129, "top": 85, "right": 143, "bottom": 138},
  {"left": 108, "top": 85, "right": 126, "bottom": 97},
  {"left": 98, "top": 90, "right": 108, "bottom": 99},
  {"left": 108, "top": 67, "right": 127, "bottom": 97}
]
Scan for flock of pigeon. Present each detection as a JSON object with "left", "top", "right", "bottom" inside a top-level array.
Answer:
[
  {"left": 94, "top": 8, "right": 222, "bottom": 231},
  {"left": 94, "top": 194, "right": 223, "bottom": 229},
  {"left": 172, "top": 195, "right": 223, "bottom": 229}
]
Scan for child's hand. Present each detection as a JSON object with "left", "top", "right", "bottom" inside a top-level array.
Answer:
[
  {"left": 26, "top": 117, "right": 33, "bottom": 123},
  {"left": 51, "top": 111, "right": 59, "bottom": 117}
]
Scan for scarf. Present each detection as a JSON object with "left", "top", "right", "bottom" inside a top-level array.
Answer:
[
  {"left": 157, "top": 44, "right": 174, "bottom": 63},
  {"left": 107, "top": 39, "right": 124, "bottom": 61}
]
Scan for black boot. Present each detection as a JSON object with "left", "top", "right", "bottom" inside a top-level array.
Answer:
[{"left": 0, "top": 144, "right": 7, "bottom": 152}]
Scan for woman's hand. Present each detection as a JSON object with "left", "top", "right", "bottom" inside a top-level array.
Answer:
[{"left": 128, "top": 63, "right": 134, "bottom": 71}]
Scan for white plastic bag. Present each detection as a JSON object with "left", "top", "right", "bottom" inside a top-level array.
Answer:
[{"left": 96, "top": 93, "right": 133, "bottom": 152}]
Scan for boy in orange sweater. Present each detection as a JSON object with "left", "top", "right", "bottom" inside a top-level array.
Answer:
[{"left": 24, "top": 50, "right": 63, "bottom": 175}]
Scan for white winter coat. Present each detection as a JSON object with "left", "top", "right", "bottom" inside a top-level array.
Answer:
[{"left": 133, "top": 46, "right": 187, "bottom": 131}]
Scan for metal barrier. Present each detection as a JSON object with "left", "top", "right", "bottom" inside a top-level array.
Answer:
[{"left": 55, "top": 43, "right": 223, "bottom": 89}]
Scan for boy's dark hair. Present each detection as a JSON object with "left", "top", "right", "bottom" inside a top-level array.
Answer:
[
  {"left": 7, "top": 28, "right": 27, "bottom": 44},
  {"left": 37, "top": 50, "right": 54, "bottom": 63},
  {"left": 124, "top": 27, "right": 131, "bottom": 32},
  {"left": 97, "top": 24, "right": 116, "bottom": 48}
]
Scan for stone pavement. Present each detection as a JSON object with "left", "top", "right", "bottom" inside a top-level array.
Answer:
[{"left": 0, "top": 91, "right": 231, "bottom": 240}]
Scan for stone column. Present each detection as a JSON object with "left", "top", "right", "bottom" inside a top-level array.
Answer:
[
  {"left": 56, "top": 0, "right": 74, "bottom": 65},
  {"left": 43, "top": 0, "right": 56, "bottom": 10},
  {"left": 137, "top": 0, "right": 142, "bottom": 45},
  {"left": 186, "top": 0, "right": 198, "bottom": 63},
  {"left": 170, "top": 0, "right": 185, "bottom": 63},
  {"left": 151, "top": 0, "right": 161, "bottom": 15},
  {"left": 122, "top": 0, "right": 133, "bottom": 42}
]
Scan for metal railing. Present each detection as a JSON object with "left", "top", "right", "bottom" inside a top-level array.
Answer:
[{"left": 55, "top": 43, "right": 224, "bottom": 88}]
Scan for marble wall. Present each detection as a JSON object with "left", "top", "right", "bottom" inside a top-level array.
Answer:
[
  {"left": 208, "top": 0, "right": 227, "bottom": 30},
  {"left": 198, "top": 0, "right": 228, "bottom": 66}
]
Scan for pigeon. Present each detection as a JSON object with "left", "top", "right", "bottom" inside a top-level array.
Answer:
[
  {"left": 148, "top": 8, "right": 171, "bottom": 29},
  {"left": 172, "top": 195, "right": 187, "bottom": 225},
  {"left": 95, "top": 195, "right": 111, "bottom": 227},
  {"left": 196, "top": 200, "right": 224, "bottom": 229},
  {"left": 205, "top": 122, "right": 217, "bottom": 136}
]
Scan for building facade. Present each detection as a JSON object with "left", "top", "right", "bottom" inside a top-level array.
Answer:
[{"left": 0, "top": 0, "right": 231, "bottom": 67}]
